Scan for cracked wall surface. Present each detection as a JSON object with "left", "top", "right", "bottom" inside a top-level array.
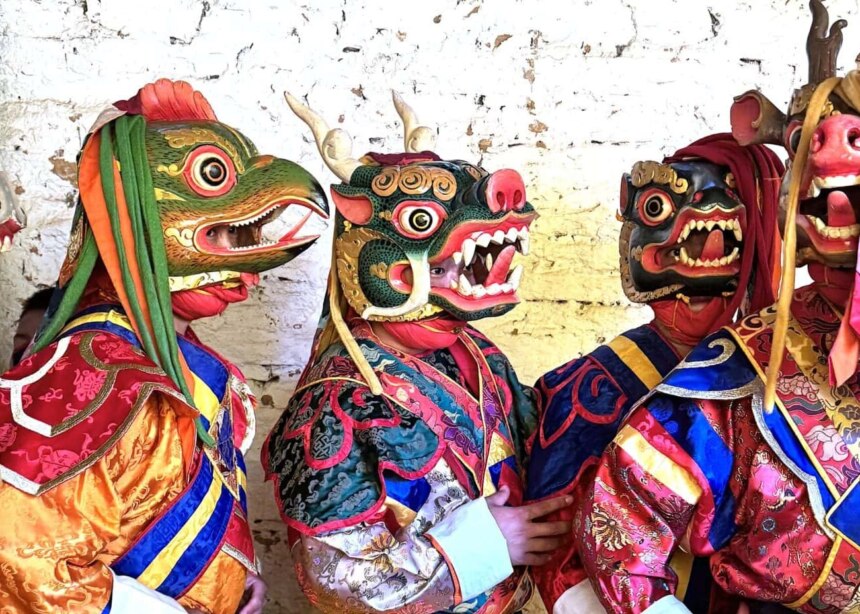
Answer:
[{"left": 1, "top": 0, "right": 858, "bottom": 611}]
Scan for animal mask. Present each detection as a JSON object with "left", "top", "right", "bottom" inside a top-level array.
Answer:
[
  {"left": 34, "top": 80, "right": 329, "bottom": 442},
  {"left": 287, "top": 91, "right": 536, "bottom": 323},
  {"left": 730, "top": 0, "right": 859, "bottom": 268},
  {"left": 619, "top": 160, "right": 744, "bottom": 302}
]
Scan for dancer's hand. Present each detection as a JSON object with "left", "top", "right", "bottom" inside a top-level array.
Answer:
[
  {"left": 486, "top": 486, "right": 573, "bottom": 566},
  {"left": 237, "top": 573, "right": 268, "bottom": 614}
]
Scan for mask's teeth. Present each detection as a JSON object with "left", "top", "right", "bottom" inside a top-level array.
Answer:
[
  {"left": 492, "top": 230, "right": 506, "bottom": 244},
  {"left": 705, "top": 220, "right": 716, "bottom": 231},
  {"left": 679, "top": 246, "right": 690, "bottom": 265},
  {"left": 508, "top": 264, "right": 523, "bottom": 289},
  {"left": 476, "top": 233, "right": 492, "bottom": 248},
  {"left": 506, "top": 227, "right": 519, "bottom": 243},
  {"left": 462, "top": 238, "right": 476, "bottom": 266},
  {"left": 458, "top": 273, "right": 473, "bottom": 296},
  {"left": 519, "top": 234, "right": 530, "bottom": 255},
  {"left": 453, "top": 251, "right": 463, "bottom": 266},
  {"left": 485, "top": 252, "right": 494, "bottom": 271}
]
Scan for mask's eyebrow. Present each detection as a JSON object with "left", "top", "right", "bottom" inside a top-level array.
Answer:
[
  {"left": 160, "top": 126, "right": 251, "bottom": 172},
  {"left": 223, "top": 124, "right": 256, "bottom": 157}
]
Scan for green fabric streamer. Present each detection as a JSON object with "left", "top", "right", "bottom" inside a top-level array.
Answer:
[
  {"left": 98, "top": 121, "right": 162, "bottom": 367},
  {"left": 35, "top": 116, "right": 215, "bottom": 446},
  {"left": 109, "top": 116, "right": 214, "bottom": 446},
  {"left": 31, "top": 222, "right": 98, "bottom": 352}
]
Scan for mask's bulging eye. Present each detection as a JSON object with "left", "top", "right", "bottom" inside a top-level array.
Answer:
[
  {"left": 784, "top": 120, "right": 803, "bottom": 157},
  {"left": 392, "top": 200, "right": 447, "bottom": 239},
  {"left": 636, "top": 188, "right": 675, "bottom": 226},
  {"left": 184, "top": 145, "right": 237, "bottom": 196}
]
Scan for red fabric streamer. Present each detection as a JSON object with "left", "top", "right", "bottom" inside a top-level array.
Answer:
[{"left": 666, "top": 133, "right": 785, "bottom": 330}]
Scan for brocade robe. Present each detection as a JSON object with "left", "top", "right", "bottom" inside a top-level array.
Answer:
[
  {"left": 578, "top": 284, "right": 860, "bottom": 613},
  {"left": 264, "top": 320, "right": 538, "bottom": 614},
  {"left": 0, "top": 303, "right": 258, "bottom": 613}
]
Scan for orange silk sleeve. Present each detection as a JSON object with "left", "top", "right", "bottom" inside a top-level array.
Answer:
[{"left": 0, "top": 394, "right": 196, "bottom": 613}]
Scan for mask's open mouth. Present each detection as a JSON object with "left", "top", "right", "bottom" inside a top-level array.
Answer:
[
  {"left": 640, "top": 206, "right": 745, "bottom": 278},
  {"left": 797, "top": 179, "right": 860, "bottom": 258},
  {"left": 195, "top": 198, "right": 328, "bottom": 256},
  {"left": 388, "top": 211, "right": 536, "bottom": 313}
]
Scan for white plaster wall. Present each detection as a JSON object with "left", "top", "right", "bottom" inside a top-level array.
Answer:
[{"left": 1, "top": 0, "right": 858, "bottom": 611}]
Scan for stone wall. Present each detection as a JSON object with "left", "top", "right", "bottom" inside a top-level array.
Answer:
[{"left": 1, "top": 0, "right": 857, "bottom": 610}]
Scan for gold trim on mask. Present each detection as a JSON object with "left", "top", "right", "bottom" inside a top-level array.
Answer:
[
  {"left": 164, "top": 227, "right": 195, "bottom": 248},
  {"left": 167, "top": 270, "right": 243, "bottom": 292},
  {"left": 630, "top": 161, "right": 689, "bottom": 194},
  {"left": 335, "top": 227, "right": 443, "bottom": 322},
  {"left": 160, "top": 127, "right": 246, "bottom": 173},
  {"left": 370, "top": 165, "right": 456, "bottom": 201},
  {"left": 154, "top": 188, "right": 186, "bottom": 201}
]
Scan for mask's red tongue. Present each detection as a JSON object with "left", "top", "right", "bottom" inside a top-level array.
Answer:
[
  {"left": 700, "top": 229, "right": 725, "bottom": 261},
  {"left": 828, "top": 190, "right": 856, "bottom": 227},
  {"left": 485, "top": 245, "right": 516, "bottom": 286}
]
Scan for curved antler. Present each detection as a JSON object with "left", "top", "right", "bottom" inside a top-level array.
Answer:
[
  {"left": 284, "top": 92, "right": 362, "bottom": 182},
  {"left": 391, "top": 91, "right": 436, "bottom": 153},
  {"left": 807, "top": 0, "right": 847, "bottom": 85}
]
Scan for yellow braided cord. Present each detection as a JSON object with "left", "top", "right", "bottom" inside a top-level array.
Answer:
[
  {"left": 327, "top": 250, "right": 384, "bottom": 395},
  {"left": 764, "top": 77, "right": 842, "bottom": 410}
]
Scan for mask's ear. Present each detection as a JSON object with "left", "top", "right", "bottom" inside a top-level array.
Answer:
[
  {"left": 730, "top": 90, "right": 786, "bottom": 146},
  {"left": 618, "top": 173, "right": 634, "bottom": 220},
  {"left": 330, "top": 186, "right": 373, "bottom": 225}
]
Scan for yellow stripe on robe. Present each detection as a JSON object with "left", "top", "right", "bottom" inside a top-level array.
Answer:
[
  {"left": 136, "top": 467, "right": 224, "bottom": 588},
  {"left": 190, "top": 370, "right": 221, "bottom": 426},
  {"left": 61, "top": 309, "right": 136, "bottom": 334},
  {"left": 607, "top": 335, "right": 664, "bottom": 389},
  {"left": 615, "top": 425, "right": 702, "bottom": 504}
]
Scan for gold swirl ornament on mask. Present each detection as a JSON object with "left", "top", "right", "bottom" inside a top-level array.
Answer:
[{"left": 370, "top": 165, "right": 456, "bottom": 201}]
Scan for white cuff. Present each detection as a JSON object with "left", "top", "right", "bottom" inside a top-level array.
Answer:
[
  {"left": 643, "top": 595, "right": 692, "bottom": 614},
  {"left": 109, "top": 571, "right": 186, "bottom": 613},
  {"left": 426, "top": 497, "right": 513, "bottom": 600},
  {"left": 554, "top": 580, "right": 606, "bottom": 613}
]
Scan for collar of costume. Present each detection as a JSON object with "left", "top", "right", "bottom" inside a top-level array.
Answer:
[
  {"left": 171, "top": 273, "right": 259, "bottom": 321},
  {"left": 378, "top": 317, "right": 464, "bottom": 351},
  {"left": 375, "top": 316, "right": 481, "bottom": 394},
  {"left": 650, "top": 295, "right": 732, "bottom": 350}
]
